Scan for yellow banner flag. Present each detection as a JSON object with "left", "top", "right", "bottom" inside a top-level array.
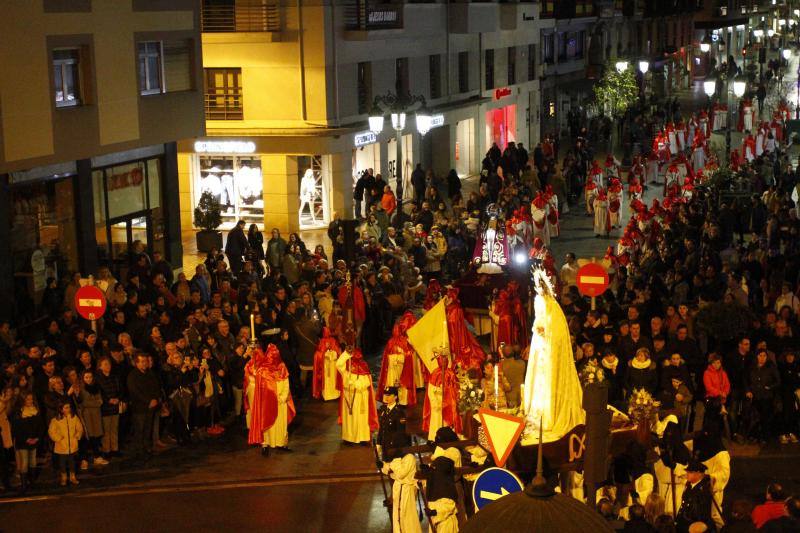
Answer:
[{"left": 407, "top": 299, "right": 450, "bottom": 373}]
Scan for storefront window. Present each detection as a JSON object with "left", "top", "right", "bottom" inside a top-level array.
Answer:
[
  {"left": 106, "top": 161, "right": 147, "bottom": 219},
  {"left": 352, "top": 143, "right": 381, "bottom": 188},
  {"left": 456, "top": 119, "right": 475, "bottom": 178},
  {"left": 297, "top": 155, "right": 328, "bottom": 229},
  {"left": 196, "top": 155, "right": 263, "bottom": 227},
  {"left": 93, "top": 156, "right": 162, "bottom": 272},
  {"left": 485, "top": 105, "right": 517, "bottom": 151},
  {"left": 10, "top": 178, "right": 78, "bottom": 296},
  {"left": 147, "top": 158, "right": 161, "bottom": 208}
]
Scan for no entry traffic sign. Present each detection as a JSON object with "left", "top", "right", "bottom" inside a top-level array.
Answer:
[
  {"left": 576, "top": 262, "right": 609, "bottom": 298},
  {"left": 75, "top": 285, "right": 107, "bottom": 321}
]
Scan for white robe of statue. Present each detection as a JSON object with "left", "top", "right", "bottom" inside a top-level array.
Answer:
[{"left": 522, "top": 283, "right": 585, "bottom": 443}]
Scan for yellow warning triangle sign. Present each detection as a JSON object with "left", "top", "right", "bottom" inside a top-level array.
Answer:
[{"left": 478, "top": 408, "right": 525, "bottom": 468}]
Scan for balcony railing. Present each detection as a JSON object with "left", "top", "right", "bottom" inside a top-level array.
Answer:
[
  {"left": 344, "top": 2, "right": 403, "bottom": 31},
  {"left": 201, "top": 0, "right": 280, "bottom": 33},
  {"left": 204, "top": 89, "right": 244, "bottom": 120}
]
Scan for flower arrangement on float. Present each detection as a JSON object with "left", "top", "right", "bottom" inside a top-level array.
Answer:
[
  {"left": 456, "top": 364, "right": 484, "bottom": 415},
  {"left": 627, "top": 388, "right": 661, "bottom": 444},
  {"left": 579, "top": 359, "right": 605, "bottom": 387}
]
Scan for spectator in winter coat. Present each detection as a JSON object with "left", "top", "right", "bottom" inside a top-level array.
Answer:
[
  {"left": 626, "top": 348, "right": 659, "bottom": 396},
  {"left": 95, "top": 357, "right": 122, "bottom": 457},
  {"left": 747, "top": 350, "right": 781, "bottom": 442},
  {"left": 10, "top": 392, "right": 44, "bottom": 493},
  {"left": 266, "top": 229, "right": 288, "bottom": 273},
  {"left": 752, "top": 483, "right": 789, "bottom": 529},
  {"left": 661, "top": 353, "right": 693, "bottom": 393},
  {"left": 703, "top": 354, "right": 731, "bottom": 404},
  {"left": 600, "top": 349, "right": 624, "bottom": 407},
  {"left": 48, "top": 402, "right": 83, "bottom": 486},
  {"left": 778, "top": 351, "right": 800, "bottom": 443}
]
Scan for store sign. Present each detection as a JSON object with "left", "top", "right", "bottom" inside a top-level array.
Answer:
[
  {"left": 430, "top": 114, "right": 445, "bottom": 128},
  {"left": 194, "top": 141, "right": 256, "bottom": 154},
  {"left": 494, "top": 87, "right": 512, "bottom": 100},
  {"left": 107, "top": 166, "right": 144, "bottom": 191},
  {"left": 354, "top": 131, "right": 377, "bottom": 147}
]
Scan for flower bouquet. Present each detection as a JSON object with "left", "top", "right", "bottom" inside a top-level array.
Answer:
[
  {"left": 627, "top": 388, "right": 660, "bottom": 445},
  {"left": 456, "top": 365, "right": 484, "bottom": 415},
  {"left": 579, "top": 359, "right": 605, "bottom": 387}
]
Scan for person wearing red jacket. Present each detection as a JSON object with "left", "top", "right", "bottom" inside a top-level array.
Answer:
[{"left": 703, "top": 354, "right": 731, "bottom": 404}]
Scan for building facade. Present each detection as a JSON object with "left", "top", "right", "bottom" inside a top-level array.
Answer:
[
  {"left": 0, "top": 1, "right": 204, "bottom": 324},
  {"left": 179, "top": 0, "right": 547, "bottom": 235}
]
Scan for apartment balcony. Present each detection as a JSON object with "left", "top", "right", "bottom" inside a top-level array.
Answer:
[{"left": 201, "top": 0, "right": 280, "bottom": 33}]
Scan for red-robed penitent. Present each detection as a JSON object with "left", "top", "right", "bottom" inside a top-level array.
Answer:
[
  {"left": 337, "top": 283, "right": 366, "bottom": 323},
  {"left": 312, "top": 327, "right": 342, "bottom": 400},
  {"left": 422, "top": 356, "right": 462, "bottom": 436},
  {"left": 336, "top": 348, "right": 379, "bottom": 432},
  {"left": 424, "top": 279, "right": 443, "bottom": 310},
  {"left": 377, "top": 321, "right": 418, "bottom": 407},
  {"left": 247, "top": 344, "right": 296, "bottom": 445},
  {"left": 445, "top": 288, "right": 486, "bottom": 370}
]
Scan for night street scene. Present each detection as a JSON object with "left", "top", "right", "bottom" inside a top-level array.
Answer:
[{"left": 5, "top": 1, "right": 800, "bottom": 532}]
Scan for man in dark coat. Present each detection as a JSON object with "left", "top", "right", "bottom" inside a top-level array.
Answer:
[
  {"left": 411, "top": 164, "right": 426, "bottom": 206},
  {"left": 354, "top": 170, "right": 369, "bottom": 219},
  {"left": 225, "top": 220, "right": 249, "bottom": 275},
  {"left": 676, "top": 459, "right": 714, "bottom": 532},
  {"left": 126, "top": 353, "right": 161, "bottom": 459},
  {"left": 377, "top": 387, "right": 411, "bottom": 460}
]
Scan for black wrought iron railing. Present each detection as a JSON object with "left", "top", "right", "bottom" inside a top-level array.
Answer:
[{"left": 201, "top": 0, "right": 280, "bottom": 32}]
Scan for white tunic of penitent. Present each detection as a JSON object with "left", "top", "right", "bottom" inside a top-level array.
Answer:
[
  {"left": 336, "top": 352, "right": 373, "bottom": 443},
  {"left": 426, "top": 384, "right": 443, "bottom": 441},
  {"left": 322, "top": 349, "right": 341, "bottom": 401},
  {"left": 264, "top": 378, "right": 290, "bottom": 447},
  {"left": 386, "top": 351, "right": 409, "bottom": 405},
  {"left": 382, "top": 454, "right": 422, "bottom": 533}
]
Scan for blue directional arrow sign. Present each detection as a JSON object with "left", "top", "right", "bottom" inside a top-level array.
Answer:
[{"left": 472, "top": 467, "right": 524, "bottom": 511}]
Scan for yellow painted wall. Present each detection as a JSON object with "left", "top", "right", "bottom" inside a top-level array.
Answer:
[
  {"left": 177, "top": 152, "right": 194, "bottom": 232},
  {"left": 261, "top": 154, "right": 300, "bottom": 234},
  {"left": 200, "top": 5, "right": 330, "bottom": 129}
]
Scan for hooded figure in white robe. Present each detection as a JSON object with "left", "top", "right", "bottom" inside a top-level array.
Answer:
[{"left": 382, "top": 454, "right": 423, "bottom": 533}]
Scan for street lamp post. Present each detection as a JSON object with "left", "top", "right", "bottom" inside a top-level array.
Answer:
[
  {"left": 639, "top": 59, "right": 650, "bottom": 106},
  {"left": 368, "top": 91, "right": 430, "bottom": 223},
  {"left": 729, "top": 74, "right": 747, "bottom": 160}
]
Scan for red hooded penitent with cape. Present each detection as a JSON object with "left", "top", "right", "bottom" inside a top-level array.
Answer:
[
  {"left": 445, "top": 288, "right": 486, "bottom": 370},
  {"left": 422, "top": 356, "right": 462, "bottom": 436},
  {"left": 247, "top": 344, "right": 296, "bottom": 445},
  {"left": 312, "top": 327, "right": 342, "bottom": 400},
  {"left": 377, "top": 320, "right": 418, "bottom": 406},
  {"left": 336, "top": 348, "right": 379, "bottom": 432}
]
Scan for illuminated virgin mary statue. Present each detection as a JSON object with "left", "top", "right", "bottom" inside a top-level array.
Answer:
[
  {"left": 472, "top": 204, "right": 509, "bottom": 274},
  {"left": 522, "top": 267, "right": 585, "bottom": 443}
]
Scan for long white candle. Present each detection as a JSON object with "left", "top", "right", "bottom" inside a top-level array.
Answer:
[
  {"left": 250, "top": 313, "right": 255, "bottom": 341},
  {"left": 494, "top": 365, "right": 499, "bottom": 410}
]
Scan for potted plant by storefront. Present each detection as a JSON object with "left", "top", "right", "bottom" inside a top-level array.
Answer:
[{"left": 194, "top": 191, "right": 223, "bottom": 253}]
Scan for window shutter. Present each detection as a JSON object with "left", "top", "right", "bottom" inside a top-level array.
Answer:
[{"left": 163, "top": 39, "right": 192, "bottom": 92}]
